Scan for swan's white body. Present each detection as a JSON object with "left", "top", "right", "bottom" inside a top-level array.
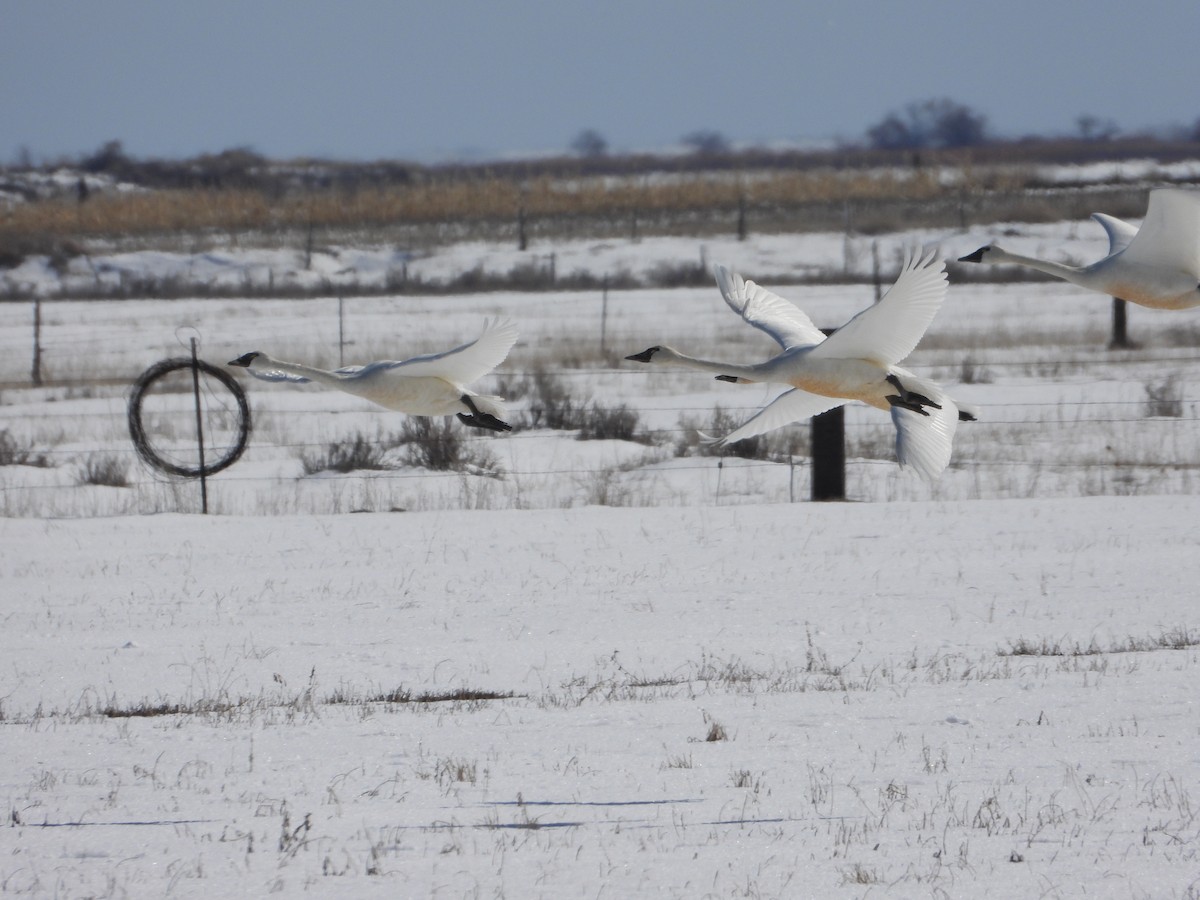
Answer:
[
  {"left": 959, "top": 188, "right": 1200, "bottom": 310},
  {"left": 229, "top": 319, "right": 518, "bottom": 428},
  {"left": 626, "top": 250, "right": 969, "bottom": 480}
]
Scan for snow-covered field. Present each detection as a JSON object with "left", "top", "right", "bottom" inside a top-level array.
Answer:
[{"left": 2, "top": 212, "right": 1200, "bottom": 897}]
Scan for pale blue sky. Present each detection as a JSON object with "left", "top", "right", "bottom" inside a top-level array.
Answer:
[{"left": 5, "top": 0, "right": 1200, "bottom": 164}]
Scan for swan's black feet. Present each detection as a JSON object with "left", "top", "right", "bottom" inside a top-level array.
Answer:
[
  {"left": 886, "top": 374, "right": 942, "bottom": 417},
  {"left": 887, "top": 395, "right": 931, "bottom": 416},
  {"left": 457, "top": 412, "right": 513, "bottom": 432},
  {"left": 458, "top": 394, "right": 513, "bottom": 432},
  {"left": 958, "top": 409, "right": 977, "bottom": 422}
]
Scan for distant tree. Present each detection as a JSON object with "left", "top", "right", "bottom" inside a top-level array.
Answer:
[
  {"left": 681, "top": 129, "right": 730, "bottom": 155},
  {"left": 81, "top": 139, "right": 130, "bottom": 174},
  {"left": 866, "top": 99, "right": 988, "bottom": 150},
  {"left": 928, "top": 100, "right": 988, "bottom": 148},
  {"left": 865, "top": 114, "right": 913, "bottom": 151},
  {"left": 570, "top": 128, "right": 608, "bottom": 158},
  {"left": 1076, "top": 114, "right": 1119, "bottom": 142},
  {"left": 1188, "top": 118, "right": 1200, "bottom": 143}
]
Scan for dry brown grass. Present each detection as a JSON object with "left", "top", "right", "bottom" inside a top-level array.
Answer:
[{"left": 0, "top": 165, "right": 1032, "bottom": 248}]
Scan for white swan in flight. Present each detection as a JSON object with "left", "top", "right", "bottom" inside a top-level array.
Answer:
[
  {"left": 958, "top": 188, "right": 1200, "bottom": 310},
  {"left": 625, "top": 250, "right": 972, "bottom": 480},
  {"left": 229, "top": 318, "right": 518, "bottom": 431}
]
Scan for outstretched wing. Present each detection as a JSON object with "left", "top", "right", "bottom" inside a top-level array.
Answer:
[
  {"left": 246, "top": 367, "right": 311, "bottom": 384},
  {"left": 1117, "top": 188, "right": 1200, "bottom": 273},
  {"left": 712, "top": 264, "right": 826, "bottom": 350},
  {"left": 711, "top": 389, "right": 846, "bottom": 445},
  {"left": 809, "top": 249, "right": 947, "bottom": 367},
  {"left": 364, "top": 318, "right": 519, "bottom": 384},
  {"left": 1091, "top": 213, "right": 1138, "bottom": 256}
]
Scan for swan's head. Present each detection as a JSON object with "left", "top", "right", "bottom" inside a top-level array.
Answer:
[
  {"left": 626, "top": 346, "right": 667, "bottom": 364},
  {"left": 957, "top": 245, "right": 995, "bottom": 264},
  {"left": 228, "top": 352, "right": 262, "bottom": 368}
]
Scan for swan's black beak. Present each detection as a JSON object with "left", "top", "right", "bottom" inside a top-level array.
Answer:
[
  {"left": 228, "top": 352, "right": 257, "bottom": 367},
  {"left": 957, "top": 247, "right": 987, "bottom": 263},
  {"left": 625, "top": 347, "right": 659, "bottom": 363}
]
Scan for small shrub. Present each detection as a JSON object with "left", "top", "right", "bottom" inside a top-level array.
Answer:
[
  {"left": 0, "top": 430, "right": 51, "bottom": 468},
  {"left": 1144, "top": 375, "right": 1183, "bottom": 418},
  {"left": 397, "top": 417, "right": 501, "bottom": 475},
  {"left": 78, "top": 454, "right": 129, "bottom": 487},
  {"left": 435, "top": 758, "right": 477, "bottom": 787},
  {"left": 959, "top": 357, "right": 993, "bottom": 385},
  {"left": 518, "top": 369, "right": 584, "bottom": 431},
  {"left": 398, "top": 417, "right": 465, "bottom": 470},
  {"left": 300, "top": 432, "right": 393, "bottom": 474},
  {"left": 577, "top": 402, "right": 643, "bottom": 442},
  {"left": 704, "top": 720, "right": 729, "bottom": 742},
  {"left": 579, "top": 467, "right": 632, "bottom": 507}
]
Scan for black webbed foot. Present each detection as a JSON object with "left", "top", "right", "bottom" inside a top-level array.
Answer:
[
  {"left": 885, "top": 374, "right": 942, "bottom": 414},
  {"left": 456, "top": 412, "right": 513, "bottom": 432},
  {"left": 458, "top": 394, "right": 514, "bottom": 432},
  {"left": 887, "top": 395, "right": 931, "bottom": 416}
]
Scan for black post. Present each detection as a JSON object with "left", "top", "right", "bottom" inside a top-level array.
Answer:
[
  {"left": 1110, "top": 297, "right": 1130, "bottom": 349},
  {"left": 811, "top": 328, "right": 846, "bottom": 501},
  {"left": 31, "top": 297, "right": 42, "bottom": 386},
  {"left": 811, "top": 407, "right": 846, "bottom": 501},
  {"left": 190, "top": 338, "right": 209, "bottom": 514},
  {"left": 600, "top": 275, "right": 609, "bottom": 356},
  {"left": 338, "top": 296, "right": 345, "bottom": 367},
  {"left": 872, "top": 241, "right": 882, "bottom": 302}
]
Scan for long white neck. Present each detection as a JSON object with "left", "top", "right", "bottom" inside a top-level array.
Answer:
[
  {"left": 651, "top": 347, "right": 769, "bottom": 381},
  {"left": 989, "top": 247, "right": 1088, "bottom": 284}
]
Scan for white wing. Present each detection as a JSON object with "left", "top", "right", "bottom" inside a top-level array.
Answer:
[
  {"left": 1091, "top": 213, "right": 1138, "bottom": 256},
  {"left": 713, "top": 389, "right": 846, "bottom": 445},
  {"left": 809, "top": 249, "right": 947, "bottom": 367},
  {"left": 713, "top": 264, "right": 826, "bottom": 350},
  {"left": 1118, "top": 188, "right": 1200, "bottom": 273},
  {"left": 889, "top": 370, "right": 958, "bottom": 480},
  {"left": 360, "top": 319, "right": 518, "bottom": 385}
]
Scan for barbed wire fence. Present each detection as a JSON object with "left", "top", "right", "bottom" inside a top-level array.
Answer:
[{"left": 2, "top": 280, "right": 1199, "bottom": 515}]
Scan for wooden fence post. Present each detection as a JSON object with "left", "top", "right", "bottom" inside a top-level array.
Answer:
[{"left": 31, "top": 297, "right": 42, "bottom": 386}]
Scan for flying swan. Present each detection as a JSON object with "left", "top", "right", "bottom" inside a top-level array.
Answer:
[
  {"left": 625, "top": 250, "right": 972, "bottom": 480},
  {"left": 229, "top": 318, "right": 519, "bottom": 431},
  {"left": 958, "top": 188, "right": 1200, "bottom": 310}
]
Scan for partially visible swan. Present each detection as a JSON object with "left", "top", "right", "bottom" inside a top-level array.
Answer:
[
  {"left": 625, "top": 250, "right": 973, "bottom": 480},
  {"left": 958, "top": 188, "right": 1200, "bottom": 310},
  {"left": 229, "top": 318, "right": 518, "bottom": 431}
]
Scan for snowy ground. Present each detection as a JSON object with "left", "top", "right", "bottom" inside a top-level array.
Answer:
[{"left": 2, "top": 209, "right": 1200, "bottom": 897}]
